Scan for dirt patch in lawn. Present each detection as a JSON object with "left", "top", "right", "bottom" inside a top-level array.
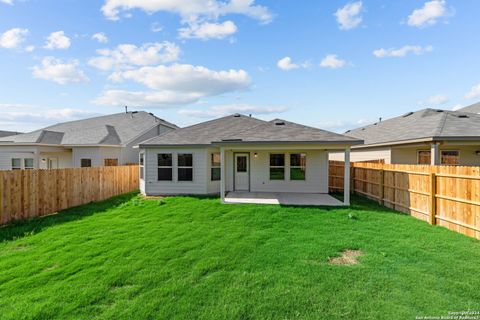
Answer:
[{"left": 328, "top": 249, "right": 362, "bottom": 265}]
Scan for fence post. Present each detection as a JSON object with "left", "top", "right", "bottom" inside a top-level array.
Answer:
[
  {"left": 429, "top": 172, "right": 437, "bottom": 225},
  {"left": 378, "top": 169, "right": 384, "bottom": 205}
]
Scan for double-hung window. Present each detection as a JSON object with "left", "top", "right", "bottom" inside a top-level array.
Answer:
[
  {"left": 11, "top": 158, "right": 21, "bottom": 170},
  {"left": 158, "top": 153, "right": 173, "bottom": 181},
  {"left": 81, "top": 159, "right": 92, "bottom": 167},
  {"left": 270, "top": 154, "right": 285, "bottom": 180},
  {"left": 211, "top": 153, "right": 221, "bottom": 181},
  {"left": 290, "top": 153, "right": 306, "bottom": 180},
  {"left": 178, "top": 154, "right": 193, "bottom": 181},
  {"left": 441, "top": 151, "right": 459, "bottom": 165},
  {"left": 24, "top": 158, "right": 34, "bottom": 170}
]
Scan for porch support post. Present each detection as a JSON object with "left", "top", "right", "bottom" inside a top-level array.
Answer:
[
  {"left": 220, "top": 147, "right": 226, "bottom": 203},
  {"left": 430, "top": 143, "right": 440, "bottom": 166},
  {"left": 344, "top": 147, "right": 351, "bottom": 206}
]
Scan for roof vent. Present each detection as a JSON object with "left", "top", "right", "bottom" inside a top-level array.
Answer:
[
  {"left": 435, "top": 109, "right": 444, "bottom": 113},
  {"left": 233, "top": 113, "right": 241, "bottom": 117},
  {"left": 345, "top": 130, "right": 351, "bottom": 133},
  {"left": 361, "top": 128, "right": 366, "bottom": 131},
  {"left": 456, "top": 114, "right": 469, "bottom": 118},
  {"left": 275, "top": 121, "right": 285, "bottom": 126},
  {"left": 221, "top": 138, "right": 243, "bottom": 142},
  {"left": 403, "top": 112, "right": 414, "bottom": 117}
]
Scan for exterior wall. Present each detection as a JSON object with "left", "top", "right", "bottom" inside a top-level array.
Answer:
[
  {"left": 72, "top": 146, "right": 122, "bottom": 167},
  {"left": 38, "top": 151, "right": 73, "bottom": 169},
  {"left": 206, "top": 147, "right": 221, "bottom": 194},
  {"left": 0, "top": 145, "right": 37, "bottom": 170},
  {"left": 391, "top": 145, "right": 480, "bottom": 165},
  {"left": 122, "top": 124, "right": 175, "bottom": 165},
  {"left": 329, "top": 148, "right": 392, "bottom": 164},
  {"left": 142, "top": 147, "right": 209, "bottom": 195},
  {"left": 230, "top": 150, "right": 329, "bottom": 193}
]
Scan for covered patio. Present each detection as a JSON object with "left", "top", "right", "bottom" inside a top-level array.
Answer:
[{"left": 224, "top": 191, "right": 344, "bottom": 206}]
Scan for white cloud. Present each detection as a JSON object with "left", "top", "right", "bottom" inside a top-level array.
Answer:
[
  {"left": 335, "top": 1, "right": 363, "bottom": 30},
  {"left": 425, "top": 94, "right": 449, "bottom": 106},
  {"left": 320, "top": 54, "right": 346, "bottom": 69},
  {"left": 373, "top": 45, "right": 433, "bottom": 58},
  {"left": 277, "top": 56, "right": 310, "bottom": 71},
  {"left": 407, "top": 0, "right": 451, "bottom": 28},
  {"left": 179, "top": 20, "right": 237, "bottom": 40},
  {"left": 1, "top": 0, "right": 13, "bottom": 4},
  {"left": 101, "top": 0, "right": 273, "bottom": 23},
  {"left": 151, "top": 22, "right": 163, "bottom": 32},
  {"left": 0, "top": 104, "right": 101, "bottom": 131},
  {"left": 465, "top": 83, "right": 480, "bottom": 100},
  {"left": 316, "top": 118, "right": 370, "bottom": 133},
  {"left": 178, "top": 104, "right": 288, "bottom": 118},
  {"left": 95, "top": 64, "right": 251, "bottom": 107},
  {"left": 32, "top": 57, "right": 89, "bottom": 85},
  {"left": 25, "top": 45, "right": 35, "bottom": 52},
  {"left": 451, "top": 104, "right": 463, "bottom": 111},
  {"left": 0, "top": 28, "right": 29, "bottom": 49},
  {"left": 44, "top": 31, "right": 71, "bottom": 50},
  {"left": 88, "top": 42, "right": 180, "bottom": 71},
  {"left": 92, "top": 32, "right": 108, "bottom": 43}
]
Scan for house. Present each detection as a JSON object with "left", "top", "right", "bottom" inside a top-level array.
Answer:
[
  {"left": 138, "top": 114, "right": 362, "bottom": 205},
  {"left": 330, "top": 108, "right": 480, "bottom": 165},
  {"left": 0, "top": 131, "right": 21, "bottom": 138},
  {"left": 0, "top": 111, "right": 177, "bottom": 170}
]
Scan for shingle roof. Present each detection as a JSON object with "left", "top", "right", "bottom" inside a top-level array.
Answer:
[
  {"left": 458, "top": 102, "right": 480, "bottom": 114},
  {"left": 0, "top": 111, "right": 177, "bottom": 146},
  {"left": 346, "top": 108, "right": 480, "bottom": 146},
  {"left": 140, "top": 114, "right": 362, "bottom": 146},
  {"left": 0, "top": 130, "right": 21, "bottom": 138}
]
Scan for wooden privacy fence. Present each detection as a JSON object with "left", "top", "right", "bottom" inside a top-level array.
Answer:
[
  {"left": 329, "top": 161, "right": 480, "bottom": 240},
  {"left": 0, "top": 165, "right": 139, "bottom": 225}
]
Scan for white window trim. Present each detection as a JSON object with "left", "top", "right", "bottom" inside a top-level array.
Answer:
[
  {"left": 211, "top": 152, "right": 221, "bottom": 181},
  {"left": 139, "top": 152, "right": 145, "bottom": 180},
  {"left": 24, "top": 158, "right": 34, "bottom": 170},
  {"left": 269, "top": 153, "right": 286, "bottom": 181},
  {"left": 157, "top": 153, "right": 173, "bottom": 181},
  {"left": 177, "top": 153, "right": 194, "bottom": 182},
  {"left": 12, "top": 158, "right": 21, "bottom": 170},
  {"left": 290, "top": 153, "right": 306, "bottom": 181}
]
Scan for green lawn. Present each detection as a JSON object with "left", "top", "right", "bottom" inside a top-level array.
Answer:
[{"left": 1, "top": 193, "right": 480, "bottom": 320}]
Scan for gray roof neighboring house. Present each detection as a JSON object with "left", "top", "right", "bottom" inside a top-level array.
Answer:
[
  {"left": 346, "top": 108, "right": 480, "bottom": 147},
  {"left": 0, "top": 130, "right": 21, "bottom": 138},
  {"left": 458, "top": 102, "right": 480, "bottom": 114},
  {"left": 140, "top": 114, "right": 363, "bottom": 147},
  {"left": 0, "top": 111, "right": 177, "bottom": 146}
]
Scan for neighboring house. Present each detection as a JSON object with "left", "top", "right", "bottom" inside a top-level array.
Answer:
[
  {"left": 0, "top": 131, "right": 21, "bottom": 138},
  {"left": 0, "top": 111, "right": 177, "bottom": 170},
  {"left": 330, "top": 108, "right": 480, "bottom": 165},
  {"left": 138, "top": 114, "right": 362, "bottom": 204},
  {"left": 457, "top": 102, "right": 480, "bottom": 114}
]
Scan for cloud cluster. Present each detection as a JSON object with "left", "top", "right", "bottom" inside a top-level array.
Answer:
[
  {"left": 95, "top": 64, "right": 251, "bottom": 107},
  {"left": 335, "top": 1, "right": 363, "bottom": 30},
  {"left": 88, "top": 42, "right": 181, "bottom": 71},
  {"left": 407, "top": 0, "right": 451, "bottom": 28},
  {"left": 277, "top": 57, "right": 310, "bottom": 71},
  {"left": 320, "top": 54, "right": 346, "bottom": 69},
  {"left": 92, "top": 32, "right": 108, "bottom": 43},
  {"left": 465, "top": 84, "right": 480, "bottom": 100},
  {"left": 425, "top": 94, "right": 449, "bottom": 106},
  {"left": 373, "top": 45, "right": 433, "bottom": 58},
  {"left": 32, "top": 57, "right": 89, "bottom": 85},
  {"left": 0, "top": 28, "right": 28, "bottom": 49},
  {"left": 179, "top": 21, "right": 237, "bottom": 40},
  {"left": 44, "top": 31, "right": 71, "bottom": 50}
]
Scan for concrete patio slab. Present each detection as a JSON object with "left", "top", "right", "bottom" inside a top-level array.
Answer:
[{"left": 224, "top": 192, "right": 344, "bottom": 206}]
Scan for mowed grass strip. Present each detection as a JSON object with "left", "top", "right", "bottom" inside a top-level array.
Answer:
[{"left": 0, "top": 193, "right": 479, "bottom": 319}]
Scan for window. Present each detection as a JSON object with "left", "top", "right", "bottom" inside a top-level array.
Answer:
[
  {"left": 139, "top": 153, "right": 145, "bottom": 180},
  {"left": 290, "top": 153, "right": 306, "bottom": 180},
  {"left": 104, "top": 158, "right": 118, "bottom": 166},
  {"left": 211, "top": 153, "right": 221, "bottom": 181},
  {"left": 417, "top": 150, "right": 431, "bottom": 165},
  {"left": 158, "top": 153, "right": 172, "bottom": 181},
  {"left": 441, "top": 150, "right": 459, "bottom": 165},
  {"left": 270, "top": 154, "right": 285, "bottom": 180},
  {"left": 236, "top": 156, "right": 247, "bottom": 172},
  {"left": 178, "top": 153, "right": 193, "bottom": 181},
  {"left": 81, "top": 159, "right": 92, "bottom": 167},
  {"left": 24, "top": 158, "right": 34, "bottom": 170},
  {"left": 11, "top": 158, "right": 21, "bottom": 170}
]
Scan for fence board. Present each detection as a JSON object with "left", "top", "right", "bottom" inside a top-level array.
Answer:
[
  {"left": 329, "top": 161, "right": 480, "bottom": 240},
  {"left": 0, "top": 165, "right": 139, "bottom": 225}
]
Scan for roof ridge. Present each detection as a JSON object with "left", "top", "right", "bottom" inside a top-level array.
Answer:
[
  {"left": 434, "top": 111, "right": 449, "bottom": 136},
  {"left": 176, "top": 114, "right": 267, "bottom": 132}
]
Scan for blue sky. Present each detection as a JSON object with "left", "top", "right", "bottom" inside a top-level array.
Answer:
[{"left": 1, "top": 0, "right": 479, "bottom": 132}]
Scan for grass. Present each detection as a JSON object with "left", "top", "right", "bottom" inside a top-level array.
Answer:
[{"left": 1, "top": 193, "right": 479, "bottom": 319}]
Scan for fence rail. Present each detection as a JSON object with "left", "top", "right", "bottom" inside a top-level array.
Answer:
[
  {"left": 0, "top": 165, "right": 139, "bottom": 225},
  {"left": 329, "top": 161, "right": 480, "bottom": 240}
]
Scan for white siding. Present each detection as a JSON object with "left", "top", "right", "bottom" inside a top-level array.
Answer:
[
  {"left": 72, "top": 147, "right": 122, "bottom": 167},
  {"left": 206, "top": 147, "right": 221, "bottom": 194},
  {"left": 329, "top": 148, "right": 392, "bottom": 164},
  {"left": 143, "top": 147, "right": 208, "bottom": 195},
  {"left": 244, "top": 150, "right": 329, "bottom": 193}
]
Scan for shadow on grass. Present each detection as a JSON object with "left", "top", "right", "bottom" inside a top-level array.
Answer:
[{"left": 0, "top": 192, "right": 138, "bottom": 243}]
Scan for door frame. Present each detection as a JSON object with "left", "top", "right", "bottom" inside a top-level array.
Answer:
[{"left": 233, "top": 152, "right": 250, "bottom": 192}]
